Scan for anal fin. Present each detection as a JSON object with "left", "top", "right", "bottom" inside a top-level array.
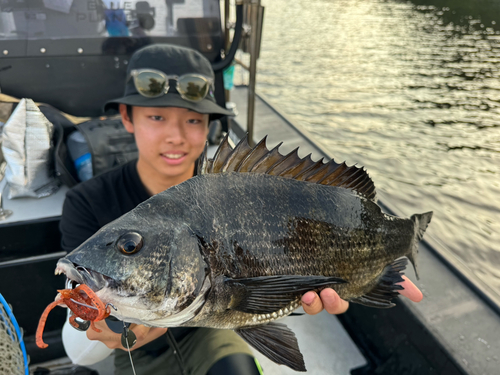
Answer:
[
  {"left": 351, "top": 258, "right": 407, "bottom": 308},
  {"left": 236, "top": 322, "right": 306, "bottom": 372}
]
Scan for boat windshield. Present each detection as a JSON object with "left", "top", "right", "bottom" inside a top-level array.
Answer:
[
  {"left": 0, "top": 0, "right": 221, "bottom": 46},
  {"left": 0, "top": 0, "right": 223, "bottom": 117}
]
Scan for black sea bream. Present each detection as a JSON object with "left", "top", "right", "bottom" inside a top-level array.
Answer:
[{"left": 56, "top": 135, "right": 432, "bottom": 371}]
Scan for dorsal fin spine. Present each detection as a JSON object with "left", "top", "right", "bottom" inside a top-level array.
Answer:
[
  {"left": 343, "top": 168, "right": 370, "bottom": 188},
  {"left": 236, "top": 136, "right": 269, "bottom": 172},
  {"left": 346, "top": 175, "right": 371, "bottom": 196},
  {"left": 250, "top": 142, "right": 284, "bottom": 173},
  {"left": 343, "top": 168, "right": 366, "bottom": 187},
  {"left": 305, "top": 161, "right": 340, "bottom": 183},
  {"left": 318, "top": 162, "right": 348, "bottom": 185},
  {"left": 204, "top": 134, "right": 377, "bottom": 201},
  {"left": 328, "top": 166, "right": 357, "bottom": 186},
  {"left": 271, "top": 149, "right": 308, "bottom": 177},
  {"left": 358, "top": 178, "right": 372, "bottom": 190},
  {"left": 210, "top": 134, "right": 228, "bottom": 166},
  {"left": 211, "top": 134, "right": 233, "bottom": 173},
  {"left": 289, "top": 154, "right": 314, "bottom": 179},
  {"left": 295, "top": 157, "right": 324, "bottom": 181},
  {"left": 199, "top": 142, "right": 209, "bottom": 175},
  {"left": 268, "top": 147, "right": 301, "bottom": 174},
  {"left": 221, "top": 136, "right": 252, "bottom": 172},
  {"left": 347, "top": 171, "right": 368, "bottom": 189}
]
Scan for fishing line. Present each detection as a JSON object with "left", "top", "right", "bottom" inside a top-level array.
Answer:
[{"left": 123, "top": 322, "right": 137, "bottom": 375}]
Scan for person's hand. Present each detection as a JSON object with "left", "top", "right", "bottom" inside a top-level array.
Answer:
[
  {"left": 301, "top": 275, "right": 423, "bottom": 315},
  {"left": 302, "top": 287, "right": 349, "bottom": 315},
  {"left": 397, "top": 276, "right": 423, "bottom": 302},
  {"left": 86, "top": 320, "right": 168, "bottom": 351}
]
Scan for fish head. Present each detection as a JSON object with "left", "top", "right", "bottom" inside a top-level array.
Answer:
[{"left": 56, "top": 210, "right": 210, "bottom": 327}]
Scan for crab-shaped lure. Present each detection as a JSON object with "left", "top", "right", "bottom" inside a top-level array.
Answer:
[{"left": 36, "top": 284, "right": 110, "bottom": 348}]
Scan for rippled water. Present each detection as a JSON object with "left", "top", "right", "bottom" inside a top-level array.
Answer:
[{"left": 238, "top": 0, "right": 500, "bottom": 299}]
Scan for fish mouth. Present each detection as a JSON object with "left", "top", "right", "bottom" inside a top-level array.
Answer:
[{"left": 55, "top": 258, "right": 110, "bottom": 292}]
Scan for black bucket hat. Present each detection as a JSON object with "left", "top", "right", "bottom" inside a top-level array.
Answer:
[{"left": 104, "top": 44, "right": 233, "bottom": 119}]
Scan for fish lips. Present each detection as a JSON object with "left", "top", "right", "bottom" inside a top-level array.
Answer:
[{"left": 55, "top": 257, "right": 108, "bottom": 292}]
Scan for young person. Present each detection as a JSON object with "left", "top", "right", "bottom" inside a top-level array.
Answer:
[{"left": 59, "top": 43, "right": 422, "bottom": 375}]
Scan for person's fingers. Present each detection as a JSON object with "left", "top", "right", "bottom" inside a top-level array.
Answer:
[
  {"left": 397, "top": 276, "right": 423, "bottom": 302},
  {"left": 86, "top": 321, "right": 168, "bottom": 351},
  {"left": 320, "top": 288, "right": 349, "bottom": 314},
  {"left": 86, "top": 320, "right": 122, "bottom": 349},
  {"left": 302, "top": 291, "right": 324, "bottom": 315}
]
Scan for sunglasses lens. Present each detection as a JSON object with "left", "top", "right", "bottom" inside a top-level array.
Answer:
[
  {"left": 177, "top": 75, "right": 210, "bottom": 102},
  {"left": 134, "top": 71, "right": 166, "bottom": 97}
]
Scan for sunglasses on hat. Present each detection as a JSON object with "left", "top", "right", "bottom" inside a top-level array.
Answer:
[{"left": 128, "top": 69, "right": 215, "bottom": 102}]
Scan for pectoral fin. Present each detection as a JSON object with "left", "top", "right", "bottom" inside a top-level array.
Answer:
[
  {"left": 236, "top": 322, "right": 306, "bottom": 372},
  {"left": 226, "top": 275, "right": 346, "bottom": 314}
]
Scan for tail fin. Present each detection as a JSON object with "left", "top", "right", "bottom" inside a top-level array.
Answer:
[{"left": 407, "top": 211, "right": 433, "bottom": 279}]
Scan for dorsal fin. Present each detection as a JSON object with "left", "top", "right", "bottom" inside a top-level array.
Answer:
[{"left": 198, "top": 134, "right": 377, "bottom": 201}]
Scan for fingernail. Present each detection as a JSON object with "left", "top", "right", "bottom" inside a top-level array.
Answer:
[{"left": 302, "top": 293, "right": 315, "bottom": 306}]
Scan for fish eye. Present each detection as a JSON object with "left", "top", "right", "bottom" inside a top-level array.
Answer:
[{"left": 116, "top": 232, "right": 144, "bottom": 255}]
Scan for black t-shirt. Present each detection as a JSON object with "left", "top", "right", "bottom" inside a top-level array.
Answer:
[
  {"left": 60, "top": 160, "right": 150, "bottom": 252},
  {"left": 60, "top": 159, "right": 193, "bottom": 353}
]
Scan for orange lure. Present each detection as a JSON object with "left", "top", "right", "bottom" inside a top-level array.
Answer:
[{"left": 36, "top": 284, "right": 110, "bottom": 348}]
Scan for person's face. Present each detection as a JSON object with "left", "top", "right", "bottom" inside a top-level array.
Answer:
[{"left": 120, "top": 104, "right": 209, "bottom": 182}]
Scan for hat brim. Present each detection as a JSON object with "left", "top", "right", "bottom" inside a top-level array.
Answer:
[{"left": 104, "top": 93, "right": 233, "bottom": 120}]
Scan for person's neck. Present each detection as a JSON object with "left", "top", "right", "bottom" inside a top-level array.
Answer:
[{"left": 135, "top": 159, "right": 194, "bottom": 196}]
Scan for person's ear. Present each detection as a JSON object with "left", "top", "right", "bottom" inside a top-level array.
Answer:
[{"left": 119, "top": 104, "right": 134, "bottom": 134}]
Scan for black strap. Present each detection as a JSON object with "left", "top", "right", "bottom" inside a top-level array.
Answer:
[
  {"left": 166, "top": 329, "right": 188, "bottom": 375},
  {"left": 105, "top": 316, "right": 131, "bottom": 333}
]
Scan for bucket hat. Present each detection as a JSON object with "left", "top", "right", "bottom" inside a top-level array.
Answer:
[{"left": 104, "top": 44, "right": 233, "bottom": 119}]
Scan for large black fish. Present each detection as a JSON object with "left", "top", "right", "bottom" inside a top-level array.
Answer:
[{"left": 55, "top": 135, "right": 432, "bottom": 371}]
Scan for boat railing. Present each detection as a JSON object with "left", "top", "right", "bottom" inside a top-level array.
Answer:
[{"left": 225, "top": 0, "right": 265, "bottom": 147}]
